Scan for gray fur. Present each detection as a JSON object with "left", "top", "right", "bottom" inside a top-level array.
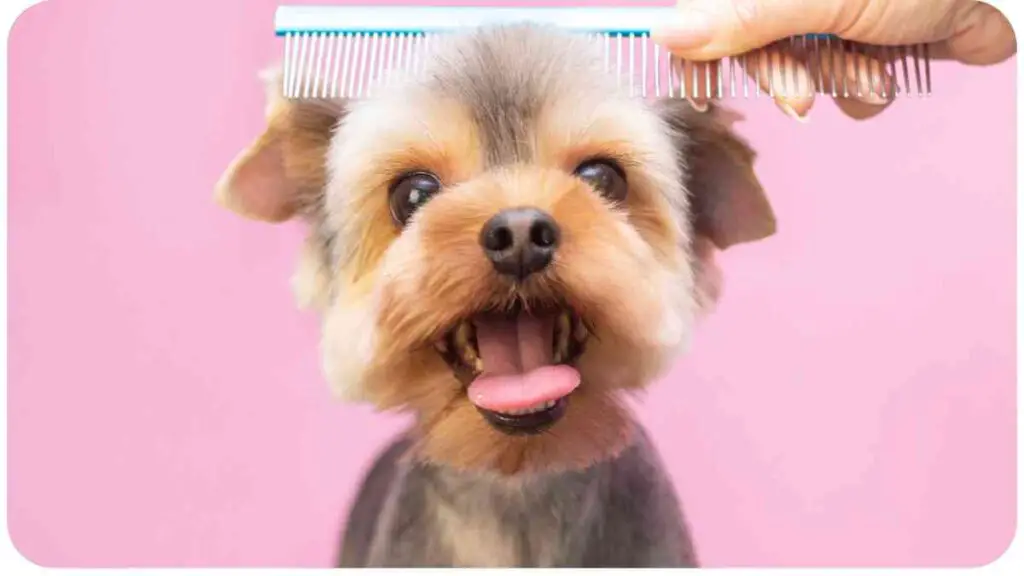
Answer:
[
  {"left": 424, "top": 25, "right": 616, "bottom": 167},
  {"left": 324, "top": 24, "right": 745, "bottom": 569},
  {"left": 338, "top": 424, "right": 698, "bottom": 568}
]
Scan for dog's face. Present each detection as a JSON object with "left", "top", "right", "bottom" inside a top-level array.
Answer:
[{"left": 217, "top": 25, "right": 775, "bottom": 475}]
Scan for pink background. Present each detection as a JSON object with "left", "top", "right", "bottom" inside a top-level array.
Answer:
[{"left": 6, "top": 0, "right": 1017, "bottom": 568}]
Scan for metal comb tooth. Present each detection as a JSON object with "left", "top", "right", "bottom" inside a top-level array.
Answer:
[
  {"left": 282, "top": 32, "right": 292, "bottom": 97},
  {"left": 899, "top": 45, "right": 911, "bottom": 97},
  {"left": 838, "top": 40, "right": 850, "bottom": 98},
  {"left": 629, "top": 33, "right": 636, "bottom": 97},
  {"left": 728, "top": 48, "right": 735, "bottom": 97},
  {"left": 641, "top": 34, "right": 649, "bottom": 98},
  {"left": 881, "top": 45, "right": 897, "bottom": 98},
  {"left": 616, "top": 33, "right": 623, "bottom": 88},
  {"left": 667, "top": 53, "right": 676, "bottom": 98},
  {"left": 872, "top": 46, "right": 886, "bottom": 99},
  {"left": 716, "top": 52, "right": 724, "bottom": 99},
  {"left": 740, "top": 52, "right": 750, "bottom": 98},
  {"left": 311, "top": 32, "right": 326, "bottom": 97},
  {"left": 305, "top": 32, "right": 320, "bottom": 98},
  {"left": 923, "top": 44, "right": 932, "bottom": 95},
  {"left": 344, "top": 33, "right": 358, "bottom": 98},
  {"left": 653, "top": 40, "right": 661, "bottom": 98},
  {"left": 788, "top": 37, "right": 799, "bottom": 97},
  {"left": 691, "top": 60, "right": 698, "bottom": 99},
  {"left": 327, "top": 33, "right": 342, "bottom": 97},
  {"left": 280, "top": 29, "right": 933, "bottom": 102},
  {"left": 291, "top": 32, "right": 308, "bottom": 98},
  {"left": 705, "top": 60, "right": 713, "bottom": 100},
  {"left": 754, "top": 51, "right": 762, "bottom": 97},
  {"left": 417, "top": 32, "right": 428, "bottom": 76},
  {"left": 366, "top": 32, "right": 381, "bottom": 97},
  {"left": 339, "top": 33, "right": 353, "bottom": 98},
  {"left": 779, "top": 44, "right": 790, "bottom": 98}
]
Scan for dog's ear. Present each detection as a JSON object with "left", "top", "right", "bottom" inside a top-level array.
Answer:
[
  {"left": 658, "top": 100, "right": 776, "bottom": 250},
  {"left": 657, "top": 100, "right": 775, "bottom": 310},
  {"left": 214, "top": 68, "right": 346, "bottom": 223},
  {"left": 215, "top": 68, "right": 346, "bottom": 311}
]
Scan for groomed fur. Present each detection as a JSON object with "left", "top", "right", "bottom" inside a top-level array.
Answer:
[{"left": 217, "top": 25, "right": 774, "bottom": 475}]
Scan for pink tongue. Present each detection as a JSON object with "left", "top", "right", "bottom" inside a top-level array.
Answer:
[{"left": 468, "top": 313, "right": 581, "bottom": 412}]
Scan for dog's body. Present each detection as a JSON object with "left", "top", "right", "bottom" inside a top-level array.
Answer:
[
  {"left": 217, "top": 23, "right": 774, "bottom": 568},
  {"left": 339, "top": 425, "right": 696, "bottom": 567}
]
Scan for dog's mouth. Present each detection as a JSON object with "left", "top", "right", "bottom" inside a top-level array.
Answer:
[{"left": 435, "top": 303, "right": 589, "bottom": 435}]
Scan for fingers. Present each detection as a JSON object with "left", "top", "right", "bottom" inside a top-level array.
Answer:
[
  {"left": 673, "top": 44, "right": 817, "bottom": 118},
  {"left": 828, "top": 42, "right": 896, "bottom": 101},
  {"left": 942, "top": 2, "right": 1017, "bottom": 65},
  {"left": 738, "top": 41, "right": 896, "bottom": 121},
  {"left": 817, "top": 41, "right": 897, "bottom": 119},
  {"left": 833, "top": 98, "right": 891, "bottom": 120},
  {"left": 654, "top": 0, "right": 971, "bottom": 62},
  {"left": 675, "top": 39, "right": 908, "bottom": 121},
  {"left": 652, "top": 0, "right": 866, "bottom": 61},
  {"left": 675, "top": 59, "right": 721, "bottom": 111},
  {"left": 742, "top": 43, "right": 815, "bottom": 120}
]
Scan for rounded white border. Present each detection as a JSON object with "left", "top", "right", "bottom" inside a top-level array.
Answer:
[{"left": 0, "top": 1, "right": 1019, "bottom": 574}]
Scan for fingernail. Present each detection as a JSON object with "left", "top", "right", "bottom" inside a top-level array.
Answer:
[
  {"left": 851, "top": 74, "right": 891, "bottom": 105},
  {"left": 688, "top": 98, "right": 710, "bottom": 113},
  {"left": 856, "top": 90, "right": 890, "bottom": 106},
  {"left": 777, "top": 101, "right": 810, "bottom": 123},
  {"left": 651, "top": 10, "right": 714, "bottom": 49}
]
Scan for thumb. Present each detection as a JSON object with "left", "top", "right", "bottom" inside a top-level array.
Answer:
[{"left": 652, "top": 0, "right": 870, "bottom": 60}]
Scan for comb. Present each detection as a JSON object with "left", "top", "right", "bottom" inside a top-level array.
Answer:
[{"left": 275, "top": 5, "right": 933, "bottom": 101}]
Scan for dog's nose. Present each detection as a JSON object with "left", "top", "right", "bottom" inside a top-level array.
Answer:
[{"left": 479, "top": 207, "right": 560, "bottom": 279}]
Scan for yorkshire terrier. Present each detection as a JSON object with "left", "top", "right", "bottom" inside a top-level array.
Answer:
[{"left": 215, "top": 23, "right": 775, "bottom": 567}]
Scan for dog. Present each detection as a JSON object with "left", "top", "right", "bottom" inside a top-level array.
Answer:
[{"left": 215, "top": 23, "right": 775, "bottom": 567}]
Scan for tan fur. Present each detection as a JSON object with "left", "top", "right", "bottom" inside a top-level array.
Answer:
[
  {"left": 216, "top": 69, "right": 342, "bottom": 223},
  {"left": 433, "top": 494, "right": 520, "bottom": 566},
  {"left": 216, "top": 25, "right": 775, "bottom": 475}
]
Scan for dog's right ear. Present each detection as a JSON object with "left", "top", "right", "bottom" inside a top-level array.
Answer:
[{"left": 214, "top": 68, "right": 346, "bottom": 223}]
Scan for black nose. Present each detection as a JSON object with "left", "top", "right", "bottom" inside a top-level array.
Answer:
[{"left": 479, "top": 207, "right": 560, "bottom": 279}]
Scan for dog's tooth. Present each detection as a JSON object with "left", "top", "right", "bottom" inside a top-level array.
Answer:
[
  {"left": 454, "top": 322, "right": 478, "bottom": 366},
  {"left": 555, "top": 312, "right": 571, "bottom": 362},
  {"left": 434, "top": 340, "right": 448, "bottom": 354},
  {"left": 474, "top": 357, "right": 484, "bottom": 373},
  {"left": 572, "top": 317, "right": 589, "bottom": 342},
  {"left": 454, "top": 322, "right": 470, "bottom": 349}
]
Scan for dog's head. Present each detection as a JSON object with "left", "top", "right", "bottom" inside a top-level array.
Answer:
[{"left": 216, "top": 25, "right": 775, "bottom": 475}]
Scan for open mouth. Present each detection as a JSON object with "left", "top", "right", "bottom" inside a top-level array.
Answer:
[{"left": 435, "top": 304, "right": 590, "bottom": 435}]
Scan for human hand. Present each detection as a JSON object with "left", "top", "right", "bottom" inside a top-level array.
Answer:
[{"left": 652, "top": 0, "right": 1016, "bottom": 120}]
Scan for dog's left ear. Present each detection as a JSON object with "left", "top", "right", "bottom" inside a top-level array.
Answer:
[{"left": 656, "top": 100, "right": 776, "bottom": 309}]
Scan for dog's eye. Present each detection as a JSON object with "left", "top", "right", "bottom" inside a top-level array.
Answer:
[
  {"left": 389, "top": 171, "right": 442, "bottom": 226},
  {"left": 574, "top": 159, "right": 627, "bottom": 202}
]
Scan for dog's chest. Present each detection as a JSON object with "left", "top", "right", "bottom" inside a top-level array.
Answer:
[
  {"left": 372, "top": 462, "right": 607, "bottom": 567},
  {"left": 437, "top": 472, "right": 605, "bottom": 566}
]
